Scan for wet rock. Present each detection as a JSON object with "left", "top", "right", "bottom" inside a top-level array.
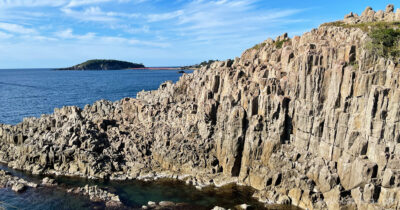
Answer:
[
  {"left": 234, "top": 204, "right": 254, "bottom": 210},
  {"left": 41, "top": 177, "right": 57, "bottom": 186},
  {"left": 212, "top": 207, "right": 226, "bottom": 210},
  {"left": 11, "top": 183, "right": 25, "bottom": 192},
  {"left": 68, "top": 185, "right": 123, "bottom": 207},
  {"left": 0, "top": 169, "right": 37, "bottom": 191}
]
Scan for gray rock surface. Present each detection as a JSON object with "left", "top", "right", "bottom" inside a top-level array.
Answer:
[
  {"left": 67, "top": 185, "right": 123, "bottom": 208},
  {"left": 0, "top": 4, "right": 400, "bottom": 210}
]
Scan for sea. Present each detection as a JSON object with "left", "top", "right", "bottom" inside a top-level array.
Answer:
[{"left": 0, "top": 68, "right": 191, "bottom": 125}]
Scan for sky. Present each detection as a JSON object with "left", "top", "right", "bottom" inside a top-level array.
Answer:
[{"left": 0, "top": 0, "right": 397, "bottom": 68}]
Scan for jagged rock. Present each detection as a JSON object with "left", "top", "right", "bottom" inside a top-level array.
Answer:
[
  {"left": 158, "top": 201, "right": 175, "bottom": 207},
  {"left": 11, "top": 183, "right": 26, "bottom": 192},
  {"left": 0, "top": 169, "right": 37, "bottom": 191},
  {"left": 41, "top": 177, "right": 57, "bottom": 186},
  {"left": 234, "top": 204, "right": 254, "bottom": 210},
  {"left": 386, "top": 4, "right": 394, "bottom": 13},
  {"left": 68, "top": 185, "right": 123, "bottom": 207},
  {"left": 0, "top": 4, "right": 400, "bottom": 210}
]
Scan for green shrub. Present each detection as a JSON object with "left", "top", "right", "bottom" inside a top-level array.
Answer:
[
  {"left": 251, "top": 42, "right": 266, "bottom": 50},
  {"left": 322, "top": 21, "right": 400, "bottom": 58},
  {"left": 368, "top": 28, "right": 400, "bottom": 58},
  {"left": 321, "top": 21, "right": 400, "bottom": 32},
  {"left": 275, "top": 39, "right": 289, "bottom": 49}
]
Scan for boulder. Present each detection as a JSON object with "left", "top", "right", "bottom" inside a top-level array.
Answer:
[{"left": 12, "top": 183, "right": 26, "bottom": 192}]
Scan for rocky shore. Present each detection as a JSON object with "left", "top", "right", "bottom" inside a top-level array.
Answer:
[
  {"left": 0, "top": 169, "right": 125, "bottom": 208},
  {"left": 67, "top": 185, "right": 123, "bottom": 208},
  {"left": 1, "top": 4, "right": 400, "bottom": 210},
  {"left": 0, "top": 169, "right": 37, "bottom": 192}
]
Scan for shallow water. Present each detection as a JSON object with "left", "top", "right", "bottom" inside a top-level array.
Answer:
[{"left": 0, "top": 164, "right": 276, "bottom": 210}]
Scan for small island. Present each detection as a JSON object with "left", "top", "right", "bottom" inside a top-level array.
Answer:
[{"left": 57, "top": 59, "right": 145, "bottom": 70}]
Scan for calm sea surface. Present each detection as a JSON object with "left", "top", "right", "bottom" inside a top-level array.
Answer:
[
  {"left": 0, "top": 69, "right": 297, "bottom": 210},
  {"left": 0, "top": 69, "right": 190, "bottom": 125}
]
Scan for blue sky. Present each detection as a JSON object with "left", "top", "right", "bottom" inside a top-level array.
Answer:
[{"left": 0, "top": 0, "right": 396, "bottom": 68}]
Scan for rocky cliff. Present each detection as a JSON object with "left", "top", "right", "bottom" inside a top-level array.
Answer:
[{"left": 1, "top": 5, "right": 400, "bottom": 210}]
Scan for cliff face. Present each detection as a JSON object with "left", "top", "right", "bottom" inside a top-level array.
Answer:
[{"left": 1, "top": 5, "right": 400, "bottom": 210}]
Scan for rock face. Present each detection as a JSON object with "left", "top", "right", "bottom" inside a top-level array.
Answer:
[{"left": 1, "top": 4, "right": 400, "bottom": 210}]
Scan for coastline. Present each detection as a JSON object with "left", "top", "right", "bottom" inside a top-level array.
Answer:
[{"left": 1, "top": 5, "right": 400, "bottom": 210}]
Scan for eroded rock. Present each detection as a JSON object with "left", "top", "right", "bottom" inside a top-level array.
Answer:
[{"left": 0, "top": 4, "right": 400, "bottom": 210}]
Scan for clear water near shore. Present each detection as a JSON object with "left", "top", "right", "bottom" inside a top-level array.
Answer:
[{"left": 0, "top": 164, "right": 273, "bottom": 210}]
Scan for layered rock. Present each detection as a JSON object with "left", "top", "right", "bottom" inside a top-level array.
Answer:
[{"left": 1, "top": 4, "right": 400, "bottom": 210}]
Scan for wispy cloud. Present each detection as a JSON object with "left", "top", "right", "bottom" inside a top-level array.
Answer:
[
  {"left": 0, "top": 0, "right": 313, "bottom": 68},
  {"left": 0, "top": 0, "right": 67, "bottom": 8},
  {"left": 147, "top": 10, "right": 184, "bottom": 22},
  {"left": 0, "top": 22, "right": 36, "bottom": 34},
  {"left": 0, "top": 31, "right": 12, "bottom": 39},
  {"left": 61, "top": 6, "right": 140, "bottom": 22},
  {"left": 65, "top": 0, "right": 110, "bottom": 8},
  {"left": 56, "top": 28, "right": 95, "bottom": 40},
  {"left": 54, "top": 28, "right": 169, "bottom": 48}
]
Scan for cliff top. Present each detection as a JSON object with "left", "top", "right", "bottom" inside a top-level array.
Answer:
[{"left": 341, "top": 4, "right": 400, "bottom": 24}]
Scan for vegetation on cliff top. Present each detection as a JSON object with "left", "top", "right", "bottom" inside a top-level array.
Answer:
[
  {"left": 322, "top": 21, "right": 400, "bottom": 58},
  {"left": 251, "top": 39, "right": 289, "bottom": 51},
  {"left": 58, "top": 59, "right": 145, "bottom": 70},
  {"left": 181, "top": 60, "right": 219, "bottom": 69}
]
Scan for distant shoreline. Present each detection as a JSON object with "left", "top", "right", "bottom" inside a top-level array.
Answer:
[{"left": 130, "top": 67, "right": 198, "bottom": 70}]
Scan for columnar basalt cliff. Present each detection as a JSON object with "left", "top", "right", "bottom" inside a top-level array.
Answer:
[{"left": 1, "top": 5, "right": 400, "bottom": 210}]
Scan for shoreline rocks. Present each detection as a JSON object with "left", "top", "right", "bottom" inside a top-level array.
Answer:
[
  {"left": 0, "top": 169, "right": 37, "bottom": 192},
  {"left": 67, "top": 185, "right": 123, "bottom": 208},
  {"left": 1, "top": 4, "right": 400, "bottom": 210}
]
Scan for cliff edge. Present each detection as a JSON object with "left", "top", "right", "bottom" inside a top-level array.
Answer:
[{"left": 1, "top": 5, "right": 400, "bottom": 210}]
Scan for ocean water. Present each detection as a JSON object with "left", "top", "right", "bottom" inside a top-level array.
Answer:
[
  {"left": 0, "top": 163, "right": 268, "bottom": 210},
  {"left": 0, "top": 68, "right": 190, "bottom": 125},
  {"left": 0, "top": 69, "right": 299, "bottom": 210}
]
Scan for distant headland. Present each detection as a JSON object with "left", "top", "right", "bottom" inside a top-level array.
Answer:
[{"left": 57, "top": 59, "right": 145, "bottom": 70}]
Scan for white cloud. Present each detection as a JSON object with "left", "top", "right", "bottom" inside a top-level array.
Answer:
[
  {"left": 65, "top": 0, "right": 109, "bottom": 8},
  {"left": 61, "top": 6, "right": 140, "bottom": 22},
  {"left": 0, "top": 0, "right": 67, "bottom": 8},
  {"left": 147, "top": 10, "right": 184, "bottom": 22},
  {"left": 164, "top": 0, "right": 304, "bottom": 46},
  {"left": 56, "top": 28, "right": 96, "bottom": 40},
  {"left": 21, "top": 34, "right": 58, "bottom": 41},
  {"left": 54, "top": 28, "right": 169, "bottom": 48},
  {"left": 65, "top": 0, "right": 131, "bottom": 8},
  {"left": 0, "top": 22, "right": 36, "bottom": 34},
  {"left": 0, "top": 0, "right": 310, "bottom": 68},
  {"left": 0, "top": 0, "right": 130, "bottom": 8},
  {"left": 0, "top": 31, "right": 12, "bottom": 39}
]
